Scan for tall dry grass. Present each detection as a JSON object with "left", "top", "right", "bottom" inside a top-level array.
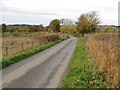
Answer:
[
  {"left": 85, "top": 32, "right": 120, "bottom": 87},
  {"left": 2, "top": 34, "right": 61, "bottom": 58}
]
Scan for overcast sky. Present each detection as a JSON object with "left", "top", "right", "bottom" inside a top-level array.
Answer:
[{"left": 0, "top": 0, "right": 119, "bottom": 26}]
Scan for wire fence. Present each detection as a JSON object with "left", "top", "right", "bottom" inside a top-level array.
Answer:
[
  {"left": 2, "top": 39, "right": 49, "bottom": 57},
  {"left": 1, "top": 34, "right": 69, "bottom": 58}
]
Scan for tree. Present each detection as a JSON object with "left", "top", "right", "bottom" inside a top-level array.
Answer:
[
  {"left": 60, "top": 18, "right": 75, "bottom": 26},
  {"left": 60, "top": 18, "right": 65, "bottom": 26},
  {"left": 2, "top": 23, "right": 7, "bottom": 33},
  {"left": 28, "top": 26, "right": 33, "bottom": 32},
  {"left": 38, "top": 24, "right": 44, "bottom": 31},
  {"left": 44, "top": 26, "right": 49, "bottom": 32},
  {"left": 48, "top": 19, "right": 60, "bottom": 32},
  {"left": 60, "top": 25, "right": 77, "bottom": 34},
  {"left": 33, "top": 25, "right": 39, "bottom": 32},
  {"left": 76, "top": 11, "right": 101, "bottom": 36}
]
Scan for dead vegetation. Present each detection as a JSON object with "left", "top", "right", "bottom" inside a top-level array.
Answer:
[
  {"left": 85, "top": 32, "right": 120, "bottom": 87},
  {"left": 2, "top": 33, "right": 62, "bottom": 58}
]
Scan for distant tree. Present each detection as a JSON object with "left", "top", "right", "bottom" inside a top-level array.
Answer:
[
  {"left": 32, "top": 25, "right": 38, "bottom": 32},
  {"left": 76, "top": 11, "right": 101, "bottom": 36},
  {"left": 103, "top": 26, "right": 116, "bottom": 32},
  {"left": 60, "top": 25, "right": 77, "bottom": 34},
  {"left": 60, "top": 18, "right": 74, "bottom": 26},
  {"left": 38, "top": 24, "right": 44, "bottom": 31},
  {"left": 27, "top": 26, "right": 34, "bottom": 32},
  {"left": 2, "top": 23, "right": 7, "bottom": 33},
  {"left": 65, "top": 19, "right": 74, "bottom": 25},
  {"left": 48, "top": 19, "right": 60, "bottom": 32},
  {"left": 44, "top": 26, "right": 49, "bottom": 32},
  {"left": 21, "top": 26, "right": 29, "bottom": 32},
  {"left": 60, "top": 18, "right": 65, "bottom": 26}
]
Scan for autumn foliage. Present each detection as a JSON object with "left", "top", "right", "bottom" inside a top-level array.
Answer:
[
  {"left": 76, "top": 11, "right": 101, "bottom": 36},
  {"left": 48, "top": 19, "right": 60, "bottom": 32}
]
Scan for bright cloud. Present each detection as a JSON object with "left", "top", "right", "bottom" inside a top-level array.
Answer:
[{"left": 1, "top": 0, "right": 119, "bottom": 25}]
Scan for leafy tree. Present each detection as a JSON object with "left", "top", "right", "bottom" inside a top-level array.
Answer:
[
  {"left": 2, "top": 23, "right": 7, "bottom": 33},
  {"left": 60, "top": 25, "right": 77, "bottom": 34},
  {"left": 48, "top": 19, "right": 60, "bottom": 32},
  {"left": 60, "top": 18, "right": 74, "bottom": 26},
  {"left": 76, "top": 11, "right": 101, "bottom": 36}
]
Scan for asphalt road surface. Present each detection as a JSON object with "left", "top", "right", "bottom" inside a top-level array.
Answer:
[{"left": 2, "top": 37, "right": 78, "bottom": 88}]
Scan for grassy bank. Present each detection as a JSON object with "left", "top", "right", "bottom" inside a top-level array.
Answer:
[
  {"left": 62, "top": 38, "right": 110, "bottom": 88},
  {"left": 1, "top": 37, "right": 69, "bottom": 68}
]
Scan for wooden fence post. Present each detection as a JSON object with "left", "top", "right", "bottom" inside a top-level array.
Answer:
[
  {"left": 21, "top": 43, "right": 24, "bottom": 51},
  {"left": 32, "top": 42, "right": 34, "bottom": 48},
  {"left": 47, "top": 37, "right": 49, "bottom": 42},
  {"left": 39, "top": 41, "right": 41, "bottom": 45},
  {"left": 5, "top": 47, "right": 8, "bottom": 56}
]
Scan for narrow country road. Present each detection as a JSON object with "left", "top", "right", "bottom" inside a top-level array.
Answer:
[{"left": 2, "top": 37, "right": 78, "bottom": 88}]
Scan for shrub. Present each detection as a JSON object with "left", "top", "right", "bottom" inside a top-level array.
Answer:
[{"left": 103, "top": 26, "right": 116, "bottom": 32}]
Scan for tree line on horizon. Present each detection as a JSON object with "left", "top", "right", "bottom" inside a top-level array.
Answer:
[{"left": 1, "top": 11, "right": 119, "bottom": 36}]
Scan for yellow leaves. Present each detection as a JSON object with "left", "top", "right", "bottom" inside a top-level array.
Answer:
[
  {"left": 60, "top": 25, "right": 77, "bottom": 34},
  {"left": 76, "top": 11, "right": 101, "bottom": 34}
]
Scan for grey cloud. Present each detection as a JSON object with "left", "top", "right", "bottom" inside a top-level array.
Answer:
[
  {"left": 1, "top": 6, "right": 59, "bottom": 16},
  {"left": 2, "top": 13, "right": 51, "bottom": 25}
]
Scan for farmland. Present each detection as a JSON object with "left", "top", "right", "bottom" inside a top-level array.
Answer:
[{"left": 1, "top": 31, "right": 68, "bottom": 59}]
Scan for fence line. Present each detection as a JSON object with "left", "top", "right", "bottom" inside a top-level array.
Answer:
[
  {"left": 2, "top": 34, "right": 69, "bottom": 58},
  {"left": 2, "top": 37, "right": 54, "bottom": 57}
]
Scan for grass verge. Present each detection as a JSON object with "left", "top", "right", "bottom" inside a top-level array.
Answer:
[
  {"left": 1, "top": 37, "right": 69, "bottom": 68},
  {"left": 61, "top": 38, "right": 111, "bottom": 88}
]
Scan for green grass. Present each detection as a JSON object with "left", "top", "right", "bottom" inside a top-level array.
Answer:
[
  {"left": 1, "top": 37, "right": 69, "bottom": 68},
  {"left": 61, "top": 38, "right": 111, "bottom": 88}
]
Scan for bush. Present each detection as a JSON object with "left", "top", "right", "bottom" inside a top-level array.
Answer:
[
  {"left": 34, "top": 34, "right": 60, "bottom": 43},
  {"left": 103, "top": 26, "right": 116, "bottom": 32}
]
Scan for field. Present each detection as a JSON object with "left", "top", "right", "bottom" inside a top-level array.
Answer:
[
  {"left": 85, "top": 32, "right": 119, "bottom": 87},
  {"left": 1, "top": 32, "right": 68, "bottom": 58}
]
